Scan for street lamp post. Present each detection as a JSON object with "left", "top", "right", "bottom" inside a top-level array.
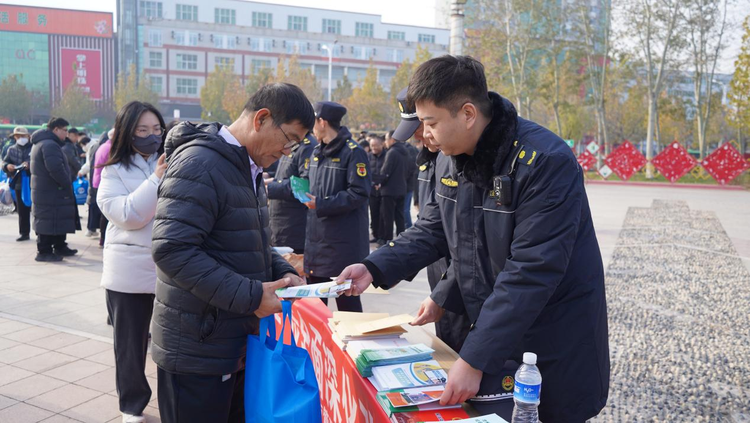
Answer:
[
  {"left": 450, "top": 0, "right": 468, "bottom": 55},
  {"left": 321, "top": 40, "right": 338, "bottom": 101}
]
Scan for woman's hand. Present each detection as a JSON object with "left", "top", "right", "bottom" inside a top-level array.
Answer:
[{"left": 154, "top": 154, "right": 167, "bottom": 179}]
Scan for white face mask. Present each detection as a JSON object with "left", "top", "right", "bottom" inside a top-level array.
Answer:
[{"left": 16, "top": 137, "right": 29, "bottom": 146}]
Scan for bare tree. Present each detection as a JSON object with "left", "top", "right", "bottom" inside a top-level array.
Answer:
[
  {"left": 685, "top": 0, "right": 731, "bottom": 159},
  {"left": 626, "top": 0, "right": 684, "bottom": 178}
]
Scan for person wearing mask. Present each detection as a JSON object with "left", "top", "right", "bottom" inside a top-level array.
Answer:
[
  {"left": 95, "top": 129, "right": 114, "bottom": 246},
  {"left": 303, "top": 101, "right": 371, "bottom": 312},
  {"left": 79, "top": 135, "right": 101, "bottom": 238},
  {"left": 30, "top": 117, "right": 80, "bottom": 261},
  {"left": 62, "top": 127, "right": 83, "bottom": 181},
  {"left": 379, "top": 128, "right": 409, "bottom": 244},
  {"left": 97, "top": 101, "right": 168, "bottom": 423},
  {"left": 265, "top": 133, "right": 318, "bottom": 254},
  {"left": 1, "top": 126, "right": 32, "bottom": 241},
  {"left": 367, "top": 135, "right": 386, "bottom": 244},
  {"left": 338, "top": 56, "right": 609, "bottom": 422},
  {"left": 151, "top": 83, "right": 310, "bottom": 421}
]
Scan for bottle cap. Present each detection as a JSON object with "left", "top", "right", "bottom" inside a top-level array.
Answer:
[{"left": 523, "top": 352, "right": 537, "bottom": 365}]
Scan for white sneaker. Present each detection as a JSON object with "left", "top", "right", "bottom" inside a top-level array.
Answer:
[
  {"left": 85, "top": 230, "right": 97, "bottom": 237},
  {"left": 122, "top": 413, "right": 145, "bottom": 423}
]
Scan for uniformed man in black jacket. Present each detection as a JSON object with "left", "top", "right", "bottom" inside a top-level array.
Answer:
[
  {"left": 367, "top": 135, "right": 386, "bottom": 244},
  {"left": 379, "top": 130, "right": 410, "bottom": 242},
  {"left": 338, "top": 56, "right": 609, "bottom": 422},
  {"left": 304, "top": 102, "right": 371, "bottom": 312},
  {"left": 266, "top": 133, "right": 318, "bottom": 253}
]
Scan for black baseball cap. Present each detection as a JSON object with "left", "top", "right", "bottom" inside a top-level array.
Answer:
[
  {"left": 314, "top": 101, "right": 347, "bottom": 123},
  {"left": 391, "top": 87, "right": 421, "bottom": 142}
]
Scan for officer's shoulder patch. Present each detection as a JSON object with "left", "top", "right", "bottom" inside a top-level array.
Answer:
[
  {"left": 419, "top": 164, "right": 427, "bottom": 172},
  {"left": 313, "top": 157, "right": 319, "bottom": 162},
  {"left": 332, "top": 157, "right": 341, "bottom": 162},
  {"left": 348, "top": 140, "right": 358, "bottom": 149},
  {"left": 303, "top": 138, "right": 311, "bottom": 144},
  {"left": 518, "top": 149, "right": 538, "bottom": 166},
  {"left": 440, "top": 177, "right": 458, "bottom": 187},
  {"left": 356, "top": 162, "right": 367, "bottom": 177}
]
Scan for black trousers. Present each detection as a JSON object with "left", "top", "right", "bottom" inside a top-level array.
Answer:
[
  {"left": 87, "top": 187, "right": 102, "bottom": 232},
  {"left": 369, "top": 195, "right": 382, "bottom": 239},
  {"left": 380, "top": 195, "right": 405, "bottom": 241},
  {"left": 105, "top": 290, "right": 155, "bottom": 416},
  {"left": 14, "top": 188, "right": 30, "bottom": 236},
  {"left": 158, "top": 367, "right": 245, "bottom": 423},
  {"left": 100, "top": 215, "right": 109, "bottom": 246},
  {"left": 308, "top": 276, "right": 362, "bottom": 312},
  {"left": 37, "top": 234, "right": 67, "bottom": 254}
]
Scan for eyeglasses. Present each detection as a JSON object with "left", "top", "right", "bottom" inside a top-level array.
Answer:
[
  {"left": 277, "top": 125, "right": 300, "bottom": 149},
  {"left": 135, "top": 126, "right": 165, "bottom": 137}
]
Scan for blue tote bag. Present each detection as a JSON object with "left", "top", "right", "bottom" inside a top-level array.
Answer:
[
  {"left": 21, "top": 172, "right": 31, "bottom": 207},
  {"left": 73, "top": 177, "right": 88, "bottom": 205},
  {"left": 245, "top": 300, "right": 322, "bottom": 423}
]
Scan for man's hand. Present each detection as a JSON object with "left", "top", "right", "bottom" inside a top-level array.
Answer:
[
  {"left": 336, "top": 264, "right": 373, "bottom": 296},
  {"left": 21, "top": 162, "right": 28, "bottom": 168},
  {"left": 264, "top": 177, "right": 274, "bottom": 187},
  {"left": 304, "top": 193, "right": 316, "bottom": 210},
  {"left": 6, "top": 164, "right": 16, "bottom": 173},
  {"left": 440, "top": 358, "right": 483, "bottom": 406},
  {"left": 411, "top": 296, "right": 445, "bottom": 326},
  {"left": 254, "top": 277, "right": 291, "bottom": 318},
  {"left": 282, "top": 273, "right": 305, "bottom": 287}
]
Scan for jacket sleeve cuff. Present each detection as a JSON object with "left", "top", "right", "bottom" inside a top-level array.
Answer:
[
  {"left": 248, "top": 279, "right": 264, "bottom": 313},
  {"left": 362, "top": 259, "right": 390, "bottom": 290}
]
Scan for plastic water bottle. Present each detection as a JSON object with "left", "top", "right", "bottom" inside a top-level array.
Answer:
[{"left": 511, "top": 352, "right": 542, "bottom": 423}]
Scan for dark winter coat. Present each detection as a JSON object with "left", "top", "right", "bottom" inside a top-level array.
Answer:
[
  {"left": 405, "top": 141, "right": 419, "bottom": 194},
  {"left": 379, "top": 141, "right": 409, "bottom": 197},
  {"left": 363, "top": 93, "right": 609, "bottom": 422},
  {"left": 266, "top": 134, "right": 318, "bottom": 253},
  {"left": 151, "top": 122, "right": 297, "bottom": 376},
  {"left": 2, "top": 142, "right": 32, "bottom": 190},
  {"left": 61, "top": 138, "right": 82, "bottom": 182},
  {"left": 368, "top": 150, "right": 385, "bottom": 197},
  {"left": 304, "top": 126, "right": 371, "bottom": 278},
  {"left": 30, "top": 130, "right": 78, "bottom": 235}
]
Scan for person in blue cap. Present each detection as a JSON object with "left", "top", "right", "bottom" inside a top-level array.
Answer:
[{"left": 303, "top": 101, "right": 371, "bottom": 312}]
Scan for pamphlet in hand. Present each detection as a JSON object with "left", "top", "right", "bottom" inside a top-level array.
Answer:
[
  {"left": 276, "top": 280, "right": 352, "bottom": 299},
  {"left": 290, "top": 176, "right": 311, "bottom": 203}
]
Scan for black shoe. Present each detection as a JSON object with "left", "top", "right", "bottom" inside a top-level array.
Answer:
[
  {"left": 54, "top": 246, "right": 78, "bottom": 257},
  {"left": 106, "top": 316, "right": 112, "bottom": 326},
  {"left": 369, "top": 238, "right": 378, "bottom": 243},
  {"left": 16, "top": 234, "right": 30, "bottom": 242},
  {"left": 35, "top": 253, "right": 63, "bottom": 262}
]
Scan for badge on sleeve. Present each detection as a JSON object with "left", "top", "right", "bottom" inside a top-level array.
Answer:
[
  {"left": 304, "top": 158, "right": 310, "bottom": 169},
  {"left": 356, "top": 163, "right": 367, "bottom": 177}
]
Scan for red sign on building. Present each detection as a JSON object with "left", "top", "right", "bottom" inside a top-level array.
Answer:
[{"left": 60, "top": 48, "right": 102, "bottom": 100}]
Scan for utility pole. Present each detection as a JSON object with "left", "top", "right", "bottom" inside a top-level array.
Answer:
[{"left": 450, "top": 0, "right": 468, "bottom": 55}]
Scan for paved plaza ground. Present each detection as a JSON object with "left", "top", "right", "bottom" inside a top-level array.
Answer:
[{"left": 0, "top": 182, "right": 748, "bottom": 422}]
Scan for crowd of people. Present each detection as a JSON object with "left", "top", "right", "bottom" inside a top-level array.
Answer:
[{"left": 0, "top": 54, "right": 610, "bottom": 423}]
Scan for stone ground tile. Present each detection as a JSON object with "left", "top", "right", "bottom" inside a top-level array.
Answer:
[
  {"left": 39, "top": 415, "right": 86, "bottom": 423},
  {"left": 0, "top": 394, "right": 18, "bottom": 410},
  {"left": 0, "top": 374, "right": 67, "bottom": 401},
  {"left": 26, "top": 384, "right": 103, "bottom": 414},
  {"left": 41, "top": 307, "right": 109, "bottom": 335},
  {"left": 14, "top": 351, "right": 79, "bottom": 373},
  {"left": 143, "top": 405, "right": 161, "bottom": 422},
  {"left": 0, "top": 320, "right": 33, "bottom": 336},
  {"left": 147, "top": 376, "right": 158, "bottom": 400},
  {"left": 85, "top": 350, "right": 115, "bottom": 367},
  {"left": 74, "top": 367, "right": 116, "bottom": 393},
  {"left": 1, "top": 300, "right": 85, "bottom": 321},
  {"left": 0, "top": 291, "right": 48, "bottom": 310},
  {"left": 3, "top": 326, "right": 59, "bottom": 343},
  {"left": 0, "top": 402, "right": 55, "bottom": 423},
  {"left": 56, "top": 289, "right": 106, "bottom": 308},
  {"left": 0, "top": 337, "right": 20, "bottom": 351},
  {"left": 55, "top": 339, "right": 112, "bottom": 359},
  {"left": 0, "top": 343, "right": 48, "bottom": 364},
  {"left": 0, "top": 365, "right": 34, "bottom": 386},
  {"left": 61, "top": 393, "right": 121, "bottom": 423},
  {"left": 28, "top": 333, "right": 89, "bottom": 351},
  {"left": 43, "top": 359, "right": 110, "bottom": 383},
  {"left": 31, "top": 284, "right": 97, "bottom": 300},
  {"left": 144, "top": 356, "right": 157, "bottom": 376}
]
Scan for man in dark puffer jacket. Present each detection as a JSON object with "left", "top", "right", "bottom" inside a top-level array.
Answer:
[{"left": 151, "top": 83, "right": 314, "bottom": 422}]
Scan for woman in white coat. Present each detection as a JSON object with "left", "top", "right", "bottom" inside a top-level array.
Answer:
[{"left": 97, "top": 101, "right": 167, "bottom": 423}]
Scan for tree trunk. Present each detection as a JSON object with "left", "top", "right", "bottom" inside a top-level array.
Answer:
[{"left": 646, "top": 94, "right": 657, "bottom": 179}]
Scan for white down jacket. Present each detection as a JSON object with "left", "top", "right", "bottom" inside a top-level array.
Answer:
[{"left": 97, "top": 153, "right": 160, "bottom": 294}]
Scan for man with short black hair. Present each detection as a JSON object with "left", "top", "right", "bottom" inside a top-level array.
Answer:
[
  {"left": 30, "top": 117, "right": 80, "bottom": 261},
  {"left": 379, "top": 129, "right": 409, "bottom": 242},
  {"left": 303, "top": 101, "right": 371, "bottom": 312},
  {"left": 339, "top": 56, "right": 609, "bottom": 422},
  {"left": 62, "top": 127, "right": 82, "bottom": 181},
  {"left": 151, "top": 83, "right": 312, "bottom": 421}
]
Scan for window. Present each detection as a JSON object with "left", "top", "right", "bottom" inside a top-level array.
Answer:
[
  {"left": 215, "top": 57, "right": 234, "bottom": 69},
  {"left": 286, "top": 40, "right": 308, "bottom": 54},
  {"left": 176, "top": 78, "right": 198, "bottom": 95},
  {"left": 352, "top": 46, "right": 375, "bottom": 60},
  {"left": 189, "top": 32, "right": 198, "bottom": 46},
  {"left": 387, "top": 31, "right": 405, "bottom": 41},
  {"left": 418, "top": 34, "right": 435, "bottom": 44},
  {"left": 250, "top": 59, "right": 272, "bottom": 73},
  {"left": 148, "top": 30, "right": 162, "bottom": 47},
  {"left": 215, "top": 8, "right": 235, "bottom": 24},
  {"left": 387, "top": 49, "right": 403, "bottom": 63},
  {"left": 252, "top": 12, "right": 272, "bottom": 28},
  {"left": 140, "top": 1, "right": 162, "bottom": 18},
  {"left": 175, "top": 4, "right": 197, "bottom": 21},
  {"left": 250, "top": 38, "right": 272, "bottom": 52},
  {"left": 176, "top": 53, "right": 198, "bottom": 70},
  {"left": 176, "top": 31, "right": 197, "bottom": 46},
  {"left": 213, "top": 34, "right": 236, "bottom": 49},
  {"left": 322, "top": 19, "right": 341, "bottom": 35},
  {"left": 288, "top": 15, "right": 307, "bottom": 31},
  {"left": 149, "top": 76, "right": 163, "bottom": 93},
  {"left": 149, "top": 51, "right": 163, "bottom": 67},
  {"left": 355, "top": 22, "right": 374, "bottom": 38}
]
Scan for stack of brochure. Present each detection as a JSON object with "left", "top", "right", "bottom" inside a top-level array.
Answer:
[
  {"left": 355, "top": 344, "right": 434, "bottom": 377},
  {"left": 368, "top": 360, "right": 448, "bottom": 392}
]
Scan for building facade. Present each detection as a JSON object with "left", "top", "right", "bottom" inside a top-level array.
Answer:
[
  {"left": 0, "top": 4, "right": 115, "bottom": 118},
  {"left": 118, "top": 0, "right": 450, "bottom": 120}
]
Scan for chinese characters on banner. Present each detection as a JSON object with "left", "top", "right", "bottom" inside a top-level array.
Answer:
[{"left": 60, "top": 48, "right": 103, "bottom": 100}]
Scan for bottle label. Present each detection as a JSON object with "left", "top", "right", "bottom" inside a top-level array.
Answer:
[{"left": 513, "top": 381, "right": 541, "bottom": 403}]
